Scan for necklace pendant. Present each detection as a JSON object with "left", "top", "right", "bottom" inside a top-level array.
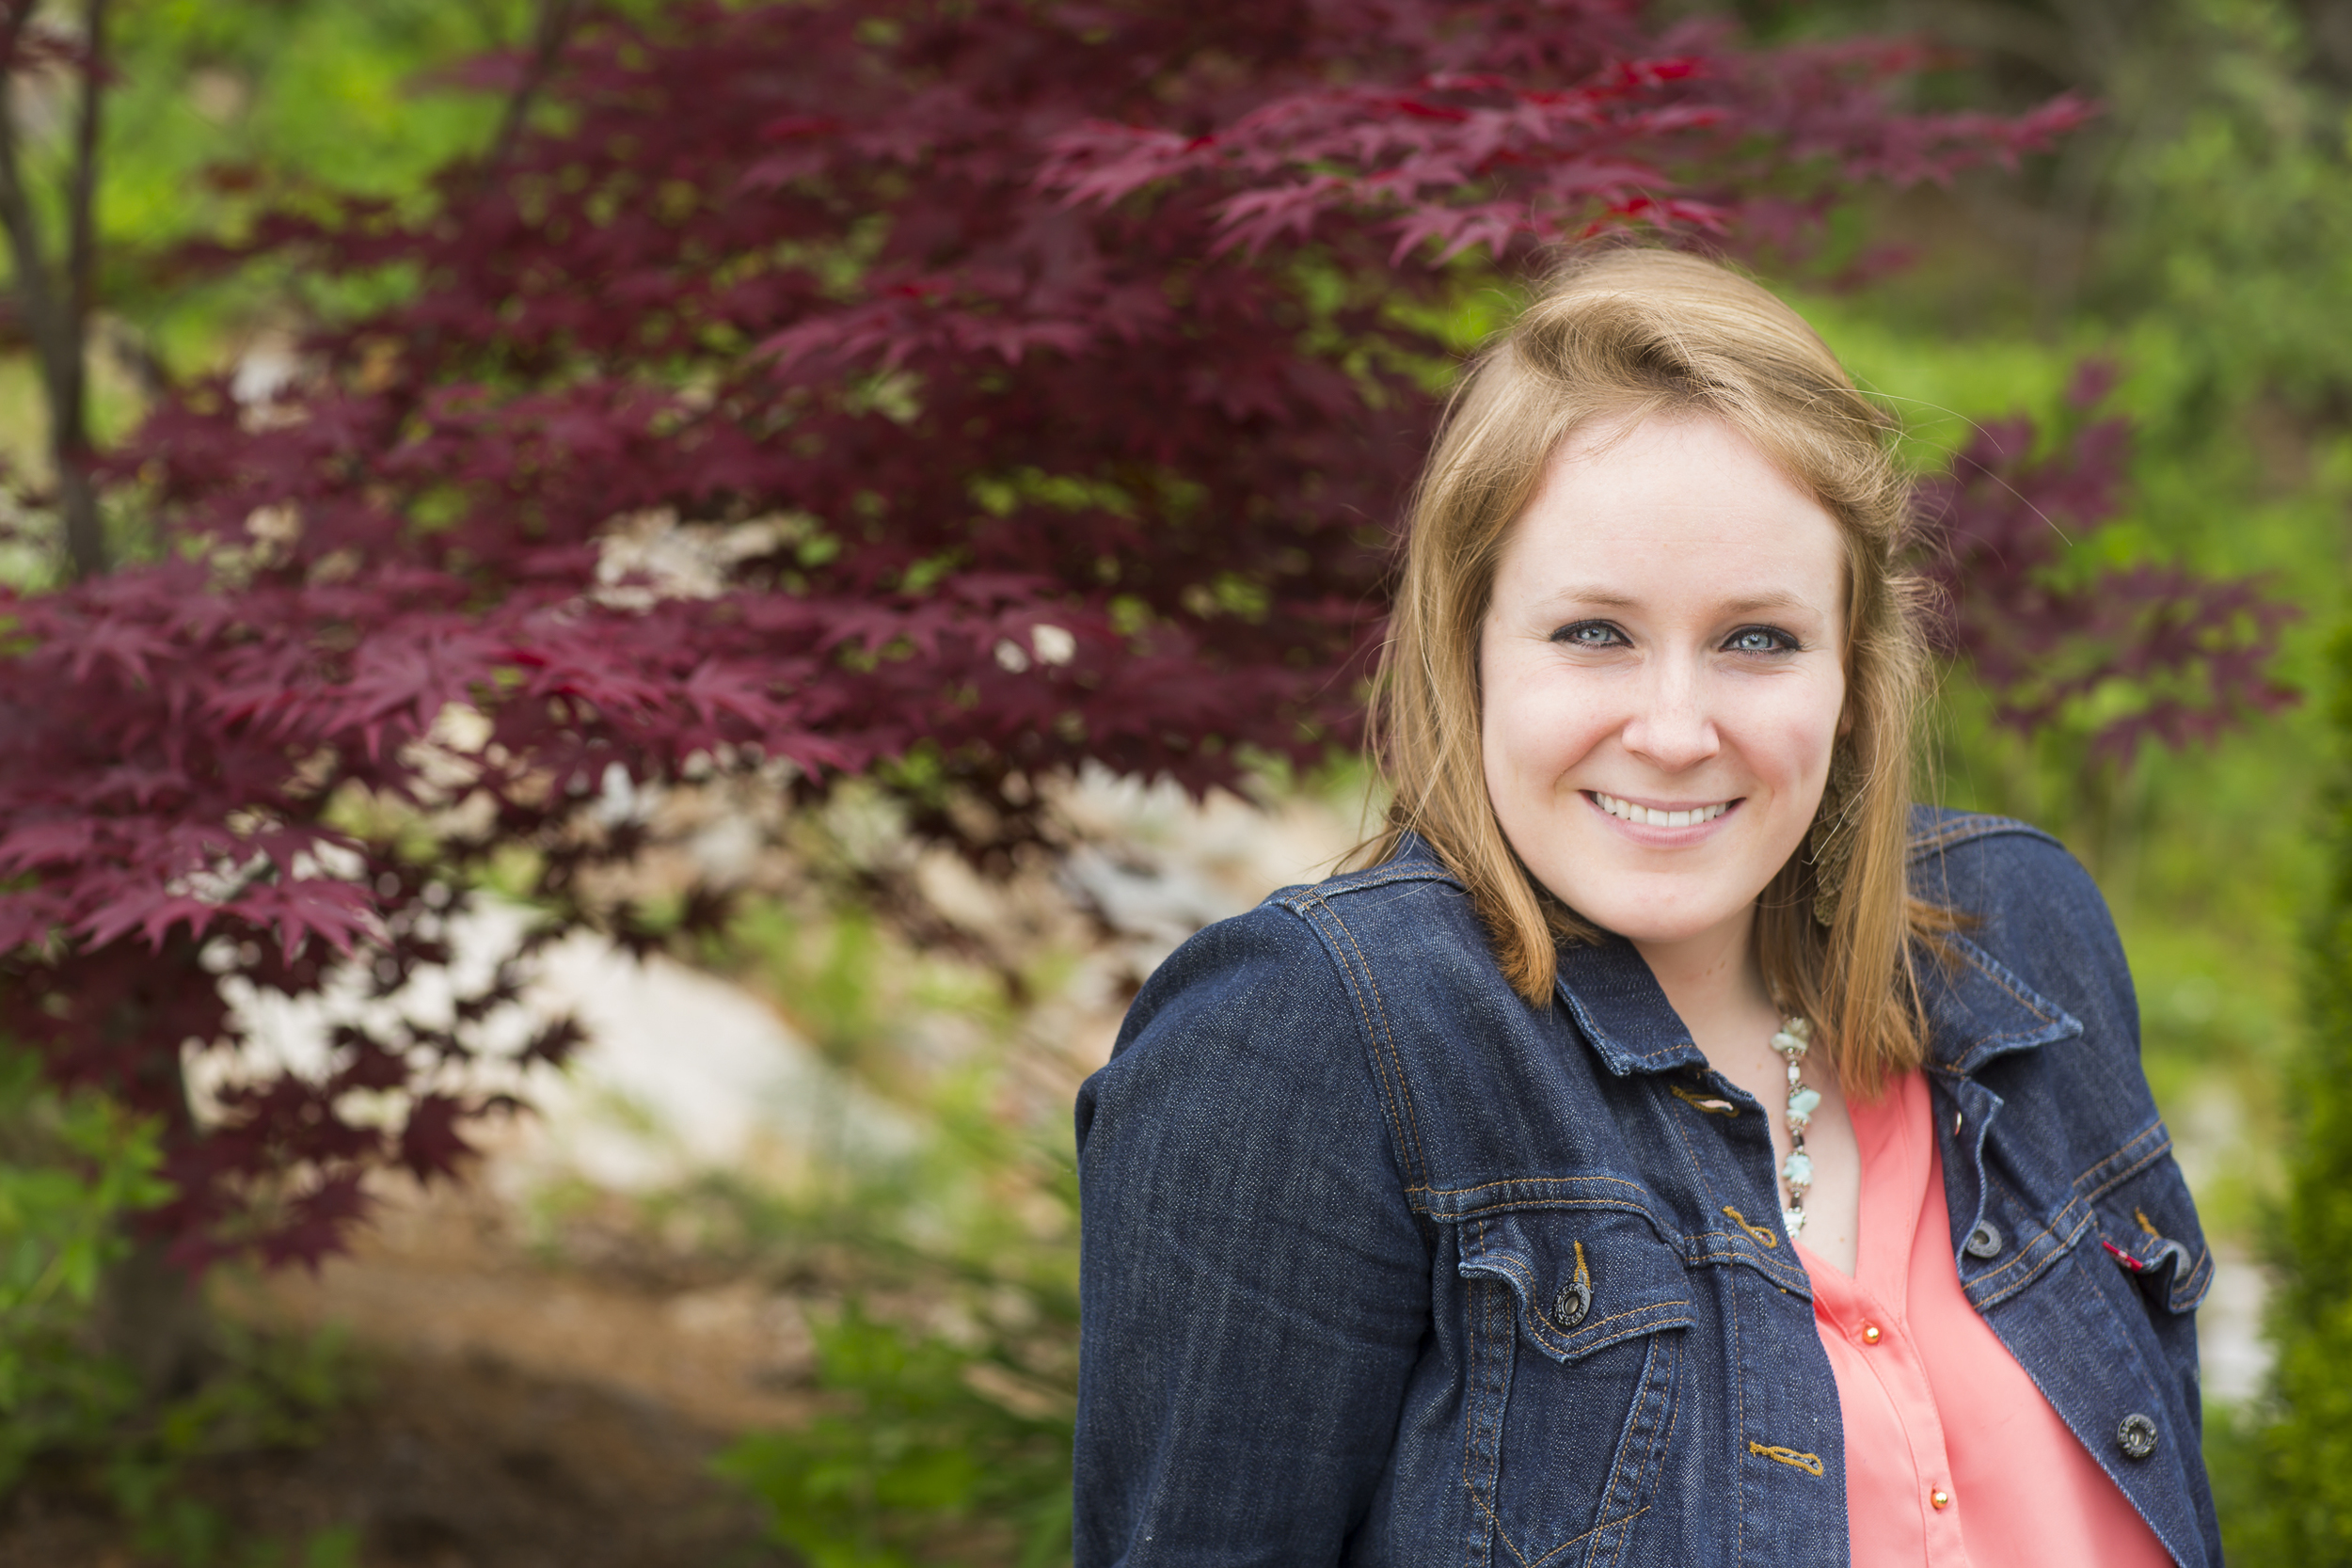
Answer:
[{"left": 1783, "top": 1207, "right": 1805, "bottom": 1240}]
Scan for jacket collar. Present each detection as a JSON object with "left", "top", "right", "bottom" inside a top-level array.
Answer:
[
  {"left": 1386, "top": 834, "right": 2078, "bottom": 1079},
  {"left": 1553, "top": 938, "right": 1712, "bottom": 1076},
  {"left": 1912, "top": 933, "right": 2082, "bottom": 1077}
]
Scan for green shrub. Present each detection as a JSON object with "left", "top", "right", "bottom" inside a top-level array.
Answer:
[
  {"left": 0, "top": 1048, "right": 363, "bottom": 1566},
  {"left": 2233, "top": 623, "right": 2352, "bottom": 1562},
  {"left": 0, "top": 1046, "right": 169, "bottom": 1490},
  {"left": 715, "top": 1302, "right": 1073, "bottom": 1568}
]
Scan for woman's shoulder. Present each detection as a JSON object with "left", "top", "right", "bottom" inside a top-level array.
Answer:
[
  {"left": 1084, "top": 844, "right": 1501, "bottom": 1121},
  {"left": 1109, "top": 841, "right": 1489, "bottom": 1056},
  {"left": 1903, "top": 804, "right": 2138, "bottom": 1062},
  {"left": 1905, "top": 804, "right": 2106, "bottom": 928}
]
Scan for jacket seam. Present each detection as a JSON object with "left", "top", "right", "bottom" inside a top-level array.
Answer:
[
  {"left": 1322, "top": 898, "right": 1433, "bottom": 1183},
  {"left": 1613, "top": 1333, "right": 1681, "bottom": 1568},
  {"left": 1904, "top": 812, "right": 2063, "bottom": 861},
  {"left": 1282, "top": 891, "right": 1429, "bottom": 1191},
  {"left": 1968, "top": 1121, "right": 2175, "bottom": 1298},
  {"left": 2076, "top": 1122, "right": 2170, "bottom": 1204},
  {"left": 1581, "top": 1334, "right": 1657, "bottom": 1568},
  {"left": 1949, "top": 939, "right": 2066, "bottom": 1028}
]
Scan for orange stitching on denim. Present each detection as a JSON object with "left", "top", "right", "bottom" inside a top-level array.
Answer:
[
  {"left": 1963, "top": 1129, "right": 2178, "bottom": 1302},
  {"left": 1538, "top": 1301, "right": 1693, "bottom": 1347},
  {"left": 1685, "top": 1245, "right": 1808, "bottom": 1289},
  {"left": 2135, "top": 1206, "right": 2161, "bottom": 1239},
  {"left": 1462, "top": 1223, "right": 1491, "bottom": 1568},
  {"left": 1412, "top": 1173, "right": 1651, "bottom": 1197},
  {"left": 1596, "top": 1330, "right": 1677, "bottom": 1568},
  {"left": 2078, "top": 1127, "right": 2169, "bottom": 1204},
  {"left": 1952, "top": 951, "right": 2058, "bottom": 1025},
  {"left": 1722, "top": 1207, "right": 1779, "bottom": 1248},
  {"left": 1418, "top": 1196, "right": 1660, "bottom": 1227},
  {"left": 1606, "top": 1342, "right": 1679, "bottom": 1568},
  {"left": 1970, "top": 1207, "right": 2097, "bottom": 1309},
  {"left": 1489, "top": 1503, "right": 1655, "bottom": 1568},
  {"left": 1905, "top": 812, "right": 2038, "bottom": 862},
  {"left": 1727, "top": 1249, "right": 1747, "bottom": 1565},
  {"left": 1306, "top": 900, "right": 1415, "bottom": 1174},
  {"left": 1964, "top": 1168, "right": 2090, "bottom": 1292},
  {"left": 1747, "top": 1441, "right": 1824, "bottom": 1477}
]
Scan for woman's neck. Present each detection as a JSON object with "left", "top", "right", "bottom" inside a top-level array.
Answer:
[{"left": 1629, "top": 903, "right": 1777, "bottom": 1055}]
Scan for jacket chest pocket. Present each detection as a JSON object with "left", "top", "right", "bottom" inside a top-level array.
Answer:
[
  {"left": 1457, "top": 1207, "right": 1693, "bottom": 1568},
  {"left": 2088, "top": 1148, "right": 2212, "bottom": 1317}
]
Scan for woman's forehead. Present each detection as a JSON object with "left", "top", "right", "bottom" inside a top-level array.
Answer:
[{"left": 1496, "top": 414, "right": 1846, "bottom": 610}]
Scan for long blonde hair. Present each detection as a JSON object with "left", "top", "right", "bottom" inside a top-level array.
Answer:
[{"left": 1355, "top": 246, "right": 1944, "bottom": 1095}]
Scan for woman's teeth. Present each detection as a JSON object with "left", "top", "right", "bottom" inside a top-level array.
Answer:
[{"left": 1593, "top": 792, "right": 1728, "bottom": 829}]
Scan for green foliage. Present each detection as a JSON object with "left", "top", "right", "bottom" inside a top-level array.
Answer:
[
  {"left": 103, "top": 1322, "right": 362, "bottom": 1567},
  {"left": 0, "top": 1047, "right": 362, "bottom": 1564},
  {"left": 2230, "top": 623, "right": 2352, "bottom": 1562},
  {"left": 716, "top": 1305, "right": 1073, "bottom": 1568},
  {"left": 660, "top": 835, "right": 1078, "bottom": 1567},
  {"left": 0, "top": 1045, "right": 167, "bottom": 1490}
]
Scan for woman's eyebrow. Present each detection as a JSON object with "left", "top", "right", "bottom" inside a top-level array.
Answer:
[{"left": 1531, "top": 586, "right": 1823, "bottom": 616}]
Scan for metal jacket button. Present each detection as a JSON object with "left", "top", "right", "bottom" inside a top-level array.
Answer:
[
  {"left": 1552, "top": 1239, "right": 1594, "bottom": 1329},
  {"left": 1552, "top": 1280, "right": 1591, "bottom": 1328},
  {"left": 2117, "top": 1413, "right": 2159, "bottom": 1460},
  {"left": 1964, "top": 1221, "right": 2004, "bottom": 1259}
]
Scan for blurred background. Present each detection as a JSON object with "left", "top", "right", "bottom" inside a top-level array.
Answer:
[{"left": 0, "top": 0, "right": 2348, "bottom": 1563}]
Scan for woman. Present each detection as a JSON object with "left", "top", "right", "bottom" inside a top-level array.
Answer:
[{"left": 1073, "top": 248, "right": 2218, "bottom": 1566}]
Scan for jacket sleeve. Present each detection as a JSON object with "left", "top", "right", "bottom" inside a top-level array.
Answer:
[{"left": 1073, "top": 901, "right": 1432, "bottom": 1566}]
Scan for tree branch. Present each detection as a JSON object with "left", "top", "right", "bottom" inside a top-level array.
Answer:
[
  {"left": 480, "top": 0, "right": 581, "bottom": 187},
  {"left": 55, "top": 0, "right": 106, "bottom": 579},
  {"left": 0, "top": 0, "right": 107, "bottom": 580}
]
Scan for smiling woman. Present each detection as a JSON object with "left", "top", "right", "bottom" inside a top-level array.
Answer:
[{"left": 1073, "top": 249, "right": 2219, "bottom": 1568}]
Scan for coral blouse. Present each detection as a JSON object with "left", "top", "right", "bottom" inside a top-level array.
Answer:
[{"left": 1794, "top": 1070, "right": 2173, "bottom": 1566}]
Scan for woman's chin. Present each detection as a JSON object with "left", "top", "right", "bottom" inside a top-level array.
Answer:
[{"left": 1564, "top": 894, "right": 1756, "bottom": 954}]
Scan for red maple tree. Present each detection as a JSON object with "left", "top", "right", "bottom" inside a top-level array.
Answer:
[{"left": 0, "top": 0, "right": 2272, "bottom": 1270}]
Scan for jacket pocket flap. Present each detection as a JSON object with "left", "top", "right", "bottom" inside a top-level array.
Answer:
[
  {"left": 2088, "top": 1148, "right": 2213, "bottom": 1315},
  {"left": 1458, "top": 1208, "right": 1694, "bottom": 1361}
]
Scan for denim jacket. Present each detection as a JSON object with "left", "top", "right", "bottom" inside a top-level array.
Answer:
[{"left": 1073, "top": 809, "right": 2218, "bottom": 1567}]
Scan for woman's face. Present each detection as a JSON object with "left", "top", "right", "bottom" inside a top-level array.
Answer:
[{"left": 1479, "top": 412, "right": 1849, "bottom": 958}]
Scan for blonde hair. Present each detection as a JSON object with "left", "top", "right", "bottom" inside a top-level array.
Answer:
[{"left": 1355, "top": 245, "right": 1944, "bottom": 1095}]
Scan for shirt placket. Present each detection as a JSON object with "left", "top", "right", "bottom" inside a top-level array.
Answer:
[{"left": 1805, "top": 1076, "right": 1974, "bottom": 1565}]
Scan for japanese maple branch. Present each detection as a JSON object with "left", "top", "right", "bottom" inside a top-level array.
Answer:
[{"left": 481, "top": 0, "right": 581, "bottom": 185}]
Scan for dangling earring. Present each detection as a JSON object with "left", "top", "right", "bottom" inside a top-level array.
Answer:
[{"left": 1808, "top": 742, "right": 1863, "bottom": 928}]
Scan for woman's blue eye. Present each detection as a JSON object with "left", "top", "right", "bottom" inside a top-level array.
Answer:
[
  {"left": 1552, "top": 622, "right": 1624, "bottom": 647},
  {"left": 1726, "top": 626, "right": 1798, "bottom": 654}
]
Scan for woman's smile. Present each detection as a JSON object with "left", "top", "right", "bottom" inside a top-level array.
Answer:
[{"left": 1587, "top": 790, "right": 1739, "bottom": 833}]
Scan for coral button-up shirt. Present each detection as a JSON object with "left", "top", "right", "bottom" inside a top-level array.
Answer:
[{"left": 1794, "top": 1069, "right": 2172, "bottom": 1567}]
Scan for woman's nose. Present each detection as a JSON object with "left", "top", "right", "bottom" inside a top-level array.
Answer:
[{"left": 1619, "top": 659, "right": 1721, "bottom": 770}]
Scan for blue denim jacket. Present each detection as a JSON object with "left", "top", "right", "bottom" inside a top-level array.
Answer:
[{"left": 1074, "top": 809, "right": 2218, "bottom": 1566}]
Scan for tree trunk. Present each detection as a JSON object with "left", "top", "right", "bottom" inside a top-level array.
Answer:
[{"left": 96, "top": 1233, "right": 214, "bottom": 1399}]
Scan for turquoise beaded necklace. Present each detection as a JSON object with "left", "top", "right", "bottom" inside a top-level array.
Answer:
[{"left": 1773, "top": 1015, "right": 1820, "bottom": 1240}]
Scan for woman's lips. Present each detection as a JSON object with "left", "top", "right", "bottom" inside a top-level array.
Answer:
[{"left": 1584, "top": 790, "right": 1741, "bottom": 841}]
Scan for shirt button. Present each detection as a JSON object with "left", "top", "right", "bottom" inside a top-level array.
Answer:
[
  {"left": 1931, "top": 1488, "right": 1951, "bottom": 1510},
  {"left": 1964, "top": 1221, "right": 2004, "bottom": 1259},
  {"left": 1861, "top": 1323, "right": 1882, "bottom": 1344},
  {"left": 2118, "top": 1413, "right": 2159, "bottom": 1460}
]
